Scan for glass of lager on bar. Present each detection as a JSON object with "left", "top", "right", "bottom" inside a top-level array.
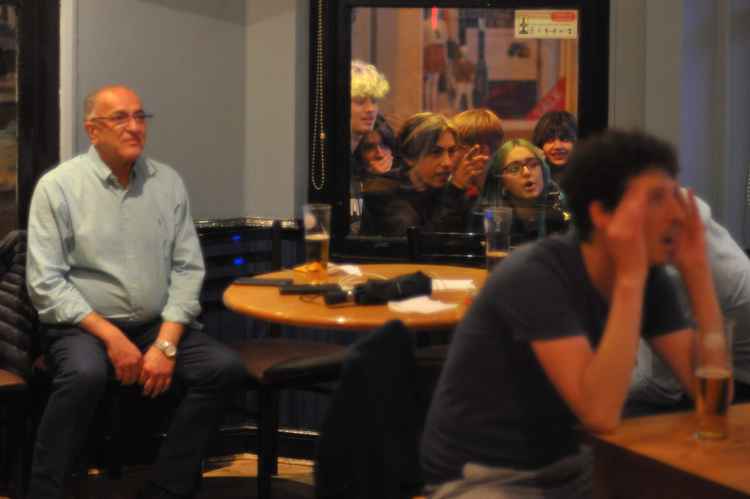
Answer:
[
  {"left": 484, "top": 207, "right": 513, "bottom": 272},
  {"left": 694, "top": 319, "right": 734, "bottom": 440},
  {"left": 302, "top": 204, "right": 331, "bottom": 278}
]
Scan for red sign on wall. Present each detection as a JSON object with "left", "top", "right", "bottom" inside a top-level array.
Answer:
[{"left": 526, "top": 77, "right": 566, "bottom": 120}]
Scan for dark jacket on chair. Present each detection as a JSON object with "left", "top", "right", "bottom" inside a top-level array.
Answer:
[
  {"left": 0, "top": 230, "right": 36, "bottom": 380},
  {"left": 315, "top": 320, "right": 422, "bottom": 499}
]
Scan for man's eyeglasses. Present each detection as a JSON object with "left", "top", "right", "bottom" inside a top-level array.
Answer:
[
  {"left": 89, "top": 111, "right": 154, "bottom": 128},
  {"left": 502, "top": 157, "right": 541, "bottom": 175}
]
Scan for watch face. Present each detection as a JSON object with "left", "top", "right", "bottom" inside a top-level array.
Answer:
[{"left": 165, "top": 344, "right": 177, "bottom": 357}]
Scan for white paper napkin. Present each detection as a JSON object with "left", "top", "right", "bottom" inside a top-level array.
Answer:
[
  {"left": 432, "top": 279, "right": 476, "bottom": 291},
  {"left": 388, "top": 295, "right": 458, "bottom": 314},
  {"left": 327, "top": 263, "right": 363, "bottom": 276}
]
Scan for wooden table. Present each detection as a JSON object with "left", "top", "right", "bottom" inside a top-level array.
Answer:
[
  {"left": 222, "top": 263, "right": 486, "bottom": 331},
  {"left": 590, "top": 403, "right": 750, "bottom": 499}
]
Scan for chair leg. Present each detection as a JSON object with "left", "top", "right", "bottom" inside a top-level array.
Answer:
[
  {"left": 258, "top": 386, "right": 280, "bottom": 499},
  {"left": 106, "top": 388, "right": 123, "bottom": 480},
  {"left": 9, "top": 398, "right": 27, "bottom": 499}
]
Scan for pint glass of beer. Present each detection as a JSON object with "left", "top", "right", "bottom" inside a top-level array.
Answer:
[
  {"left": 302, "top": 204, "right": 331, "bottom": 274},
  {"left": 694, "top": 319, "right": 734, "bottom": 440},
  {"left": 484, "top": 207, "right": 513, "bottom": 271}
]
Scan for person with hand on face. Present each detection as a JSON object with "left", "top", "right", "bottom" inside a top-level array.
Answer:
[
  {"left": 475, "top": 139, "right": 568, "bottom": 245},
  {"left": 26, "top": 85, "right": 246, "bottom": 499},
  {"left": 360, "top": 112, "right": 486, "bottom": 236},
  {"left": 627, "top": 193, "right": 750, "bottom": 416},
  {"left": 353, "top": 115, "right": 398, "bottom": 180},
  {"left": 451, "top": 108, "right": 504, "bottom": 201},
  {"left": 421, "top": 129, "right": 722, "bottom": 498},
  {"left": 532, "top": 110, "right": 578, "bottom": 185}
]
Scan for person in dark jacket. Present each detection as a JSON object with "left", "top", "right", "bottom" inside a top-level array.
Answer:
[{"left": 361, "top": 112, "right": 487, "bottom": 236}]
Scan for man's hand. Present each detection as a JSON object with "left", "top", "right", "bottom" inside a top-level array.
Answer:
[
  {"left": 451, "top": 145, "right": 489, "bottom": 190},
  {"left": 598, "top": 179, "right": 650, "bottom": 281},
  {"left": 105, "top": 333, "right": 143, "bottom": 385},
  {"left": 672, "top": 188, "right": 708, "bottom": 274},
  {"left": 139, "top": 347, "right": 175, "bottom": 398}
]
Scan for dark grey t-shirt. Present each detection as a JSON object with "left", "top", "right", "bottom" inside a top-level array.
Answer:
[{"left": 420, "top": 232, "right": 688, "bottom": 484}]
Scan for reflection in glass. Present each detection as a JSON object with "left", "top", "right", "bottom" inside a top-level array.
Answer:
[
  {"left": 0, "top": 4, "right": 17, "bottom": 237},
  {"left": 350, "top": 7, "right": 579, "bottom": 240}
]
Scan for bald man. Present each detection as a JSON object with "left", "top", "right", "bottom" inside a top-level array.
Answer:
[{"left": 26, "top": 85, "right": 245, "bottom": 499}]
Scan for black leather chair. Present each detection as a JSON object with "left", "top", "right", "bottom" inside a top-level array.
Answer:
[
  {"left": 406, "top": 227, "right": 485, "bottom": 268},
  {"left": 315, "top": 320, "right": 427, "bottom": 499},
  {"left": 202, "top": 219, "right": 347, "bottom": 499},
  {"left": 0, "top": 230, "right": 36, "bottom": 499}
]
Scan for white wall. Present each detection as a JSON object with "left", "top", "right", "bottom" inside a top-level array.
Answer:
[
  {"left": 610, "top": 0, "right": 750, "bottom": 243},
  {"left": 244, "top": 1, "right": 308, "bottom": 219},
  {"left": 60, "top": 0, "right": 308, "bottom": 220}
]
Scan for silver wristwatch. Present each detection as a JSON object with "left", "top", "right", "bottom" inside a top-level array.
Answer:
[{"left": 154, "top": 339, "right": 177, "bottom": 359}]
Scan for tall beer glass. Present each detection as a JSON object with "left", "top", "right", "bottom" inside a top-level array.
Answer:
[
  {"left": 302, "top": 204, "right": 331, "bottom": 276},
  {"left": 694, "top": 319, "right": 734, "bottom": 439},
  {"left": 484, "top": 207, "right": 513, "bottom": 271}
]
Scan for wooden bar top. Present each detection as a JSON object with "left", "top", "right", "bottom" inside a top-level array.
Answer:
[{"left": 591, "top": 403, "right": 750, "bottom": 498}]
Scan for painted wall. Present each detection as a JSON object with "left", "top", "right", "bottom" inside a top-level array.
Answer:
[
  {"left": 609, "top": 0, "right": 750, "bottom": 243},
  {"left": 60, "top": 0, "right": 307, "bottom": 220}
]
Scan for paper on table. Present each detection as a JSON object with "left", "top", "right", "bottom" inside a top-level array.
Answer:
[
  {"left": 388, "top": 296, "right": 458, "bottom": 314},
  {"left": 432, "top": 279, "right": 476, "bottom": 291},
  {"left": 328, "top": 263, "right": 363, "bottom": 276}
]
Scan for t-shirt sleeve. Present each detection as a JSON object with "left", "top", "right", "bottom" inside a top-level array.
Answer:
[
  {"left": 641, "top": 266, "right": 691, "bottom": 339},
  {"left": 489, "top": 246, "right": 587, "bottom": 343}
]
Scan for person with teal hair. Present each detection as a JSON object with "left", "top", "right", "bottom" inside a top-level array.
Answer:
[{"left": 473, "top": 138, "right": 569, "bottom": 245}]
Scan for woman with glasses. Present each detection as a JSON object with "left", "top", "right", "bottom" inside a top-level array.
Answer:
[{"left": 474, "top": 139, "right": 569, "bottom": 246}]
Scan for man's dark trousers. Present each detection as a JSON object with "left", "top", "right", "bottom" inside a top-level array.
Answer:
[{"left": 28, "top": 321, "right": 246, "bottom": 499}]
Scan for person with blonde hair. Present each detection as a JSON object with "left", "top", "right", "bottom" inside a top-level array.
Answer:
[{"left": 350, "top": 60, "right": 390, "bottom": 152}]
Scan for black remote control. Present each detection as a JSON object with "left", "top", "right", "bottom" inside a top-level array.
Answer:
[
  {"left": 234, "top": 277, "right": 293, "bottom": 287},
  {"left": 280, "top": 283, "right": 342, "bottom": 295}
]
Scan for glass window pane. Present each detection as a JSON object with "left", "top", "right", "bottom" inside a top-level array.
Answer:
[
  {"left": 0, "top": 3, "right": 17, "bottom": 236},
  {"left": 350, "top": 7, "right": 578, "bottom": 241}
]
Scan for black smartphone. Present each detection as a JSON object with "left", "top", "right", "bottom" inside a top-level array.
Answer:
[{"left": 233, "top": 277, "right": 293, "bottom": 287}]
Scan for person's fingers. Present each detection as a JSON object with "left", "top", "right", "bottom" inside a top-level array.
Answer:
[
  {"left": 157, "top": 377, "right": 172, "bottom": 397},
  {"left": 142, "top": 377, "right": 156, "bottom": 397},
  {"left": 124, "top": 366, "right": 139, "bottom": 385}
]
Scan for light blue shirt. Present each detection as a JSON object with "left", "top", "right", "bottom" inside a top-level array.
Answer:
[{"left": 27, "top": 146, "right": 205, "bottom": 326}]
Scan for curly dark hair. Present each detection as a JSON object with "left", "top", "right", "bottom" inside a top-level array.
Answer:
[{"left": 560, "top": 129, "right": 679, "bottom": 241}]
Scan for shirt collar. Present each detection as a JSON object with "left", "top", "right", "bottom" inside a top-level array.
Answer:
[{"left": 86, "top": 145, "right": 155, "bottom": 184}]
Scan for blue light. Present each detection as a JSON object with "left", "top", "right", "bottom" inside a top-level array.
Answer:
[
  {"left": 233, "top": 257, "right": 246, "bottom": 266},
  {"left": 231, "top": 234, "right": 241, "bottom": 242}
]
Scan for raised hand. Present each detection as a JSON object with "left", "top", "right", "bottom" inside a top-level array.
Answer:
[
  {"left": 451, "top": 145, "right": 489, "bottom": 190},
  {"left": 597, "top": 178, "right": 650, "bottom": 281},
  {"left": 367, "top": 148, "right": 393, "bottom": 174},
  {"left": 672, "top": 188, "right": 708, "bottom": 274}
]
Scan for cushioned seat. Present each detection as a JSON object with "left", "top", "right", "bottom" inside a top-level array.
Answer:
[
  {"left": 232, "top": 339, "right": 347, "bottom": 385},
  {"left": 216, "top": 220, "right": 348, "bottom": 499}
]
